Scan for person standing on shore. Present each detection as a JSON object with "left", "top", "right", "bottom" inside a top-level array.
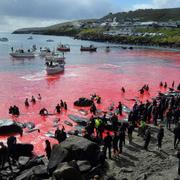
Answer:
[
  {"left": 103, "top": 132, "right": 112, "bottom": 159},
  {"left": 174, "top": 123, "right": 180, "bottom": 149},
  {"left": 45, "top": 140, "right": 51, "bottom": 160},
  {"left": 117, "top": 101, "right": 122, "bottom": 116},
  {"left": 127, "top": 123, "right": 134, "bottom": 144},
  {"left": 112, "top": 131, "right": 119, "bottom": 156},
  {"left": 177, "top": 148, "right": 180, "bottom": 175},
  {"left": 144, "top": 126, "right": 151, "bottom": 151},
  {"left": 157, "top": 125, "right": 164, "bottom": 150}
]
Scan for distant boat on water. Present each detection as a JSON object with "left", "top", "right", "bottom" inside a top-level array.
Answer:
[
  {"left": 39, "top": 47, "right": 52, "bottom": 57},
  {"left": 57, "top": 43, "right": 70, "bottom": 52},
  {"left": 46, "top": 61, "right": 65, "bottom": 75},
  {"left": 80, "top": 45, "right": 97, "bottom": 52},
  {"left": 45, "top": 52, "right": 65, "bottom": 63},
  {"left": 27, "top": 36, "right": 33, "bottom": 40},
  {"left": 0, "top": 37, "right": 8, "bottom": 42},
  {"left": 46, "top": 39, "right": 54, "bottom": 42},
  {"left": 10, "top": 49, "right": 35, "bottom": 58}
]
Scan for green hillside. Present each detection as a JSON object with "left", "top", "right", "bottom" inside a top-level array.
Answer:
[{"left": 101, "top": 8, "right": 180, "bottom": 22}]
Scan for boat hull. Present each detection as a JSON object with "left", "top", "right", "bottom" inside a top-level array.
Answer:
[
  {"left": 46, "top": 64, "right": 64, "bottom": 75},
  {"left": 9, "top": 53, "right": 35, "bottom": 58},
  {"left": 57, "top": 48, "right": 70, "bottom": 52},
  {"left": 45, "top": 56, "right": 65, "bottom": 62},
  {"left": 80, "top": 47, "right": 97, "bottom": 52}
]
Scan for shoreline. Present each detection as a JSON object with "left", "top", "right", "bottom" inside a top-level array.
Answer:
[{"left": 11, "top": 32, "right": 180, "bottom": 52}]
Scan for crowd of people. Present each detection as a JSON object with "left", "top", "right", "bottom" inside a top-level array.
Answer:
[{"left": 2, "top": 81, "right": 180, "bottom": 177}]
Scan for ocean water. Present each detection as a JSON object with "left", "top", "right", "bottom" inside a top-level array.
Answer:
[{"left": 0, "top": 33, "right": 180, "bottom": 154}]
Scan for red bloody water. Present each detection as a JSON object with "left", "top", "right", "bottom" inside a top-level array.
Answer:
[{"left": 0, "top": 49, "right": 179, "bottom": 155}]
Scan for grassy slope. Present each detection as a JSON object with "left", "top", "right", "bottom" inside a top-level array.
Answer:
[{"left": 101, "top": 8, "right": 180, "bottom": 22}]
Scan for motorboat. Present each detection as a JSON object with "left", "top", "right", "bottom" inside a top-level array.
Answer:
[
  {"left": 46, "top": 61, "right": 65, "bottom": 75},
  {"left": 57, "top": 44, "right": 70, "bottom": 52},
  {"left": 45, "top": 52, "right": 65, "bottom": 63},
  {"left": 80, "top": 45, "right": 97, "bottom": 52},
  {"left": 39, "top": 47, "right": 52, "bottom": 57},
  {"left": 0, "top": 37, "right": 8, "bottom": 42},
  {"left": 9, "top": 49, "right": 35, "bottom": 58},
  {"left": 27, "top": 36, "right": 33, "bottom": 40},
  {"left": 46, "top": 39, "right": 54, "bottom": 42}
]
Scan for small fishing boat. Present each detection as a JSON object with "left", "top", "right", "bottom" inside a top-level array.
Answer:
[
  {"left": 10, "top": 49, "right": 35, "bottom": 58},
  {"left": 0, "top": 37, "right": 8, "bottom": 42},
  {"left": 80, "top": 45, "right": 97, "bottom": 52},
  {"left": 27, "top": 36, "right": 33, "bottom": 40},
  {"left": 46, "top": 39, "right": 54, "bottom": 42},
  {"left": 39, "top": 47, "right": 51, "bottom": 57},
  {"left": 45, "top": 52, "right": 65, "bottom": 63},
  {"left": 57, "top": 44, "right": 70, "bottom": 52},
  {"left": 46, "top": 61, "right": 65, "bottom": 75}
]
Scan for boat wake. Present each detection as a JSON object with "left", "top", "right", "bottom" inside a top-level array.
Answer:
[{"left": 21, "top": 71, "right": 45, "bottom": 81}]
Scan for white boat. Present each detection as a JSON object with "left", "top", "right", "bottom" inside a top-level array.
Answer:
[
  {"left": 0, "top": 37, "right": 8, "bottom": 42},
  {"left": 39, "top": 47, "right": 51, "bottom": 57},
  {"left": 45, "top": 53, "right": 65, "bottom": 63},
  {"left": 10, "top": 49, "right": 35, "bottom": 58},
  {"left": 46, "top": 62, "right": 65, "bottom": 75}
]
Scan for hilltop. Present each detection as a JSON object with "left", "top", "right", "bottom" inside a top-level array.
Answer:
[{"left": 101, "top": 8, "right": 180, "bottom": 22}]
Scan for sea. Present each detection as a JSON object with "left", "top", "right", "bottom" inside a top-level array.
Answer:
[{"left": 0, "top": 32, "right": 180, "bottom": 154}]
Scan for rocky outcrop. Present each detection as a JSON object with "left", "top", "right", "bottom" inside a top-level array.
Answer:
[
  {"left": 48, "top": 136, "right": 100, "bottom": 174},
  {"left": 53, "top": 162, "right": 85, "bottom": 180},
  {"left": 60, "top": 135, "right": 100, "bottom": 164},
  {"left": 48, "top": 145, "right": 70, "bottom": 173}
]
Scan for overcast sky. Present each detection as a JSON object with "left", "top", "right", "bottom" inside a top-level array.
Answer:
[{"left": 0, "top": 0, "right": 179, "bottom": 32}]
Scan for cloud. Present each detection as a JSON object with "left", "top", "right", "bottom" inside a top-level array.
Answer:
[
  {"left": 133, "top": 0, "right": 180, "bottom": 10},
  {"left": 0, "top": 0, "right": 112, "bottom": 20},
  {"left": 0, "top": 0, "right": 117, "bottom": 31}
]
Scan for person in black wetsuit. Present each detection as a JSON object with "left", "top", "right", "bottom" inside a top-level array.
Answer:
[
  {"left": 157, "top": 125, "right": 164, "bottom": 150},
  {"left": 144, "top": 127, "right": 151, "bottom": 151},
  {"left": 119, "top": 129, "right": 125, "bottom": 153},
  {"left": 177, "top": 83, "right": 180, "bottom": 91},
  {"left": 160, "top": 81, "right": 163, "bottom": 87},
  {"left": 64, "top": 102, "right": 67, "bottom": 110},
  {"left": 177, "top": 148, "right": 180, "bottom": 175},
  {"left": 112, "top": 132, "right": 119, "bottom": 156},
  {"left": 121, "top": 87, "right": 125, "bottom": 93},
  {"left": 60, "top": 100, "right": 64, "bottom": 108},
  {"left": 45, "top": 140, "right": 51, "bottom": 160},
  {"left": 55, "top": 104, "right": 61, "bottom": 113},
  {"left": 127, "top": 123, "right": 134, "bottom": 144},
  {"left": 117, "top": 101, "right": 122, "bottom": 116},
  {"left": 164, "top": 82, "right": 167, "bottom": 88},
  {"left": 174, "top": 123, "right": 180, "bottom": 149},
  {"left": 0, "top": 142, "right": 12, "bottom": 171},
  {"left": 25, "top": 98, "right": 29, "bottom": 107},
  {"left": 103, "top": 132, "right": 112, "bottom": 159},
  {"left": 55, "top": 127, "right": 61, "bottom": 143},
  {"left": 90, "top": 103, "right": 97, "bottom": 115},
  {"left": 31, "top": 96, "right": 36, "bottom": 104}
]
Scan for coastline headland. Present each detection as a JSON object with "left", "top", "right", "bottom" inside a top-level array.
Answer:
[{"left": 12, "top": 7, "right": 180, "bottom": 49}]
